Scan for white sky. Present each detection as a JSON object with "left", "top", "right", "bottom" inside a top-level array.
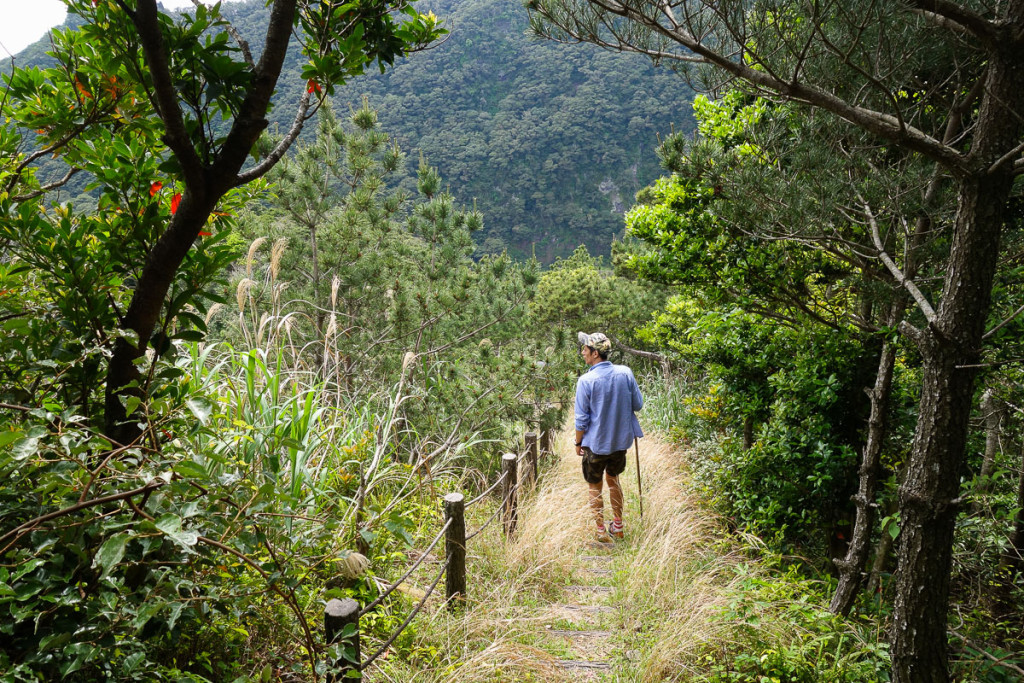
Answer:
[{"left": 0, "top": 0, "right": 200, "bottom": 57}]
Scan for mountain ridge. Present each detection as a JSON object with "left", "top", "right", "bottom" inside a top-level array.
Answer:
[{"left": 3, "top": 0, "right": 694, "bottom": 261}]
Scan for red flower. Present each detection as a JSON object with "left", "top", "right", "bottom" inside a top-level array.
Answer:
[
  {"left": 198, "top": 231, "right": 212, "bottom": 237},
  {"left": 170, "top": 193, "right": 182, "bottom": 215},
  {"left": 307, "top": 79, "right": 322, "bottom": 94},
  {"left": 149, "top": 181, "right": 163, "bottom": 196}
]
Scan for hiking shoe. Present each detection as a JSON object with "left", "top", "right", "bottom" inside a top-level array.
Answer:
[
  {"left": 609, "top": 521, "right": 624, "bottom": 540},
  {"left": 595, "top": 527, "right": 612, "bottom": 543}
]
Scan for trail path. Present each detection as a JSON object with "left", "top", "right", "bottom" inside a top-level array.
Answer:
[
  {"left": 451, "top": 427, "right": 714, "bottom": 682},
  {"left": 513, "top": 433, "right": 642, "bottom": 681},
  {"left": 415, "top": 426, "right": 728, "bottom": 683}
]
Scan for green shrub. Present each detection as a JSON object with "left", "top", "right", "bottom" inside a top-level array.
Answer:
[{"left": 695, "top": 563, "right": 890, "bottom": 683}]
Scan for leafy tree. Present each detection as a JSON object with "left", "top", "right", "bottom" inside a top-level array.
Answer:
[
  {"left": 531, "top": 245, "right": 672, "bottom": 375},
  {"left": 1, "top": 1, "right": 443, "bottom": 678},
  {"left": 624, "top": 87, "right": 927, "bottom": 615},
  {"left": 2, "top": 0, "right": 442, "bottom": 442}
]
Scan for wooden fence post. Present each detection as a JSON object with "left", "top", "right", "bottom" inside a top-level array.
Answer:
[
  {"left": 525, "top": 431, "right": 538, "bottom": 486},
  {"left": 325, "top": 597, "right": 360, "bottom": 681},
  {"left": 540, "top": 429, "right": 552, "bottom": 458},
  {"left": 444, "top": 492, "right": 466, "bottom": 608},
  {"left": 501, "top": 453, "right": 518, "bottom": 537}
]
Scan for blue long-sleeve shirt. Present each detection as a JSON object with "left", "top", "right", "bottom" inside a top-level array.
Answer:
[{"left": 574, "top": 361, "right": 644, "bottom": 454}]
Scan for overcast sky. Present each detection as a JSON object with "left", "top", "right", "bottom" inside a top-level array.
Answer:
[{"left": 0, "top": 0, "right": 203, "bottom": 57}]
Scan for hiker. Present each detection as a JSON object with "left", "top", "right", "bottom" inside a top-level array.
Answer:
[{"left": 574, "top": 331, "right": 643, "bottom": 542}]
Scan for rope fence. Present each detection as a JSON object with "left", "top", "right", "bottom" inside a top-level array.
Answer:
[
  {"left": 358, "top": 517, "right": 452, "bottom": 618},
  {"left": 466, "top": 495, "right": 505, "bottom": 541},
  {"left": 324, "top": 428, "right": 554, "bottom": 679},
  {"left": 360, "top": 560, "right": 447, "bottom": 670},
  {"left": 466, "top": 469, "right": 508, "bottom": 508}
]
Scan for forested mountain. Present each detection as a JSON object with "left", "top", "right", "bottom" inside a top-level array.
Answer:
[{"left": 3, "top": 0, "right": 692, "bottom": 260}]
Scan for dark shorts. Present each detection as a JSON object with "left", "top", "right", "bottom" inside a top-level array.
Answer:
[{"left": 581, "top": 448, "right": 627, "bottom": 484}]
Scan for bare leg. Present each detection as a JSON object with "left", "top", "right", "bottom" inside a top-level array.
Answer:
[
  {"left": 588, "top": 481, "right": 605, "bottom": 528},
  {"left": 606, "top": 474, "right": 623, "bottom": 521}
]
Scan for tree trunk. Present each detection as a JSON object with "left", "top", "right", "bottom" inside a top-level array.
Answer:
[
  {"left": 102, "top": 0, "right": 300, "bottom": 443},
  {"left": 104, "top": 191, "right": 217, "bottom": 443},
  {"left": 831, "top": 304, "right": 899, "bottom": 615},
  {"left": 742, "top": 415, "right": 754, "bottom": 451},
  {"left": 890, "top": 35, "right": 1024, "bottom": 681},
  {"left": 867, "top": 502, "right": 896, "bottom": 597}
]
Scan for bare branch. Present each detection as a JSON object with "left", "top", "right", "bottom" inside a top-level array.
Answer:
[
  {"left": 863, "top": 201, "right": 938, "bottom": 325},
  {"left": 983, "top": 301, "right": 1024, "bottom": 340},
  {"left": 3, "top": 120, "right": 93, "bottom": 196},
  {"left": 236, "top": 91, "right": 313, "bottom": 185},
  {"left": 0, "top": 480, "right": 166, "bottom": 551},
  {"left": 12, "top": 167, "right": 80, "bottom": 201},
  {"left": 899, "top": 319, "right": 926, "bottom": 345},
  {"left": 531, "top": 0, "right": 969, "bottom": 170},
  {"left": 130, "top": 0, "right": 205, "bottom": 184},
  {"left": 988, "top": 139, "right": 1024, "bottom": 175},
  {"left": 909, "top": 9, "right": 972, "bottom": 36},
  {"left": 186, "top": 0, "right": 255, "bottom": 68}
]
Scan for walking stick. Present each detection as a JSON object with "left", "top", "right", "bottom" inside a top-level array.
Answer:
[{"left": 634, "top": 437, "right": 643, "bottom": 519}]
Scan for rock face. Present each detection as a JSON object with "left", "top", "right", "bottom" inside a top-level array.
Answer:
[{"left": 598, "top": 178, "right": 624, "bottom": 214}]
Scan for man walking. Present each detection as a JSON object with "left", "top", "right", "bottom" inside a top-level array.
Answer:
[{"left": 574, "top": 332, "right": 643, "bottom": 542}]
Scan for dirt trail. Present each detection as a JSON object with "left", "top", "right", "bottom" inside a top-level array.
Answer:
[
  {"left": 498, "top": 429, "right": 675, "bottom": 681},
  {"left": 424, "top": 426, "right": 727, "bottom": 683}
]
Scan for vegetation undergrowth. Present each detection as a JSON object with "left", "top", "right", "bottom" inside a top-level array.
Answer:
[
  {"left": 358, "top": 411, "right": 891, "bottom": 682},
  {"left": 640, "top": 374, "right": 1023, "bottom": 682}
]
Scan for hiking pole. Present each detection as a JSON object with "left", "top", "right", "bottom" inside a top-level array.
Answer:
[{"left": 634, "top": 437, "right": 643, "bottom": 519}]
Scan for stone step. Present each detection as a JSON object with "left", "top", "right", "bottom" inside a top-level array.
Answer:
[
  {"left": 565, "top": 585, "right": 613, "bottom": 593},
  {"left": 580, "top": 555, "right": 614, "bottom": 562},
  {"left": 584, "top": 568, "right": 613, "bottom": 575},
  {"left": 556, "top": 660, "right": 611, "bottom": 670},
  {"left": 547, "top": 629, "right": 613, "bottom": 638},
  {"left": 562, "top": 605, "right": 615, "bottom": 614}
]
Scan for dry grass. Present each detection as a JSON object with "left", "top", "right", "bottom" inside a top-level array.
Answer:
[
  {"left": 507, "top": 428, "right": 600, "bottom": 573},
  {"left": 367, "top": 426, "right": 748, "bottom": 683},
  {"left": 615, "top": 439, "right": 746, "bottom": 681}
]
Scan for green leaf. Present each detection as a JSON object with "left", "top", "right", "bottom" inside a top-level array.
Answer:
[
  {"left": 11, "top": 558, "right": 44, "bottom": 582},
  {"left": 186, "top": 397, "right": 214, "bottom": 424},
  {"left": 11, "top": 435, "right": 40, "bottom": 460},
  {"left": 155, "top": 514, "right": 199, "bottom": 552},
  {"left": 39, "top": 631, "right": 72, "bottom": 651},
  {"left": 175, "top": 459, "right": 208, "bottom": 479},
  {"left": 0, "top": 430, "right": 24, "bottom": 450},
  {"left": 121, "top": 395, "right": 142, "bottom": 416},
  {"left": 92, "top": 533, "right": 130, "bottom": 579},
  {"left": 174, "top": 329, "right": 205, "bottom": 342},
  {"left": 166, "top": 601, "right": 185, "bottom": 631},
  {"left": 133, "top": 601, "right": 162, "bottom": 631}
]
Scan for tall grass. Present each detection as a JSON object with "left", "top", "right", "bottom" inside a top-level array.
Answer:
[{"left": 368, "top": 420, "right": 893, "bottom": 682}]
